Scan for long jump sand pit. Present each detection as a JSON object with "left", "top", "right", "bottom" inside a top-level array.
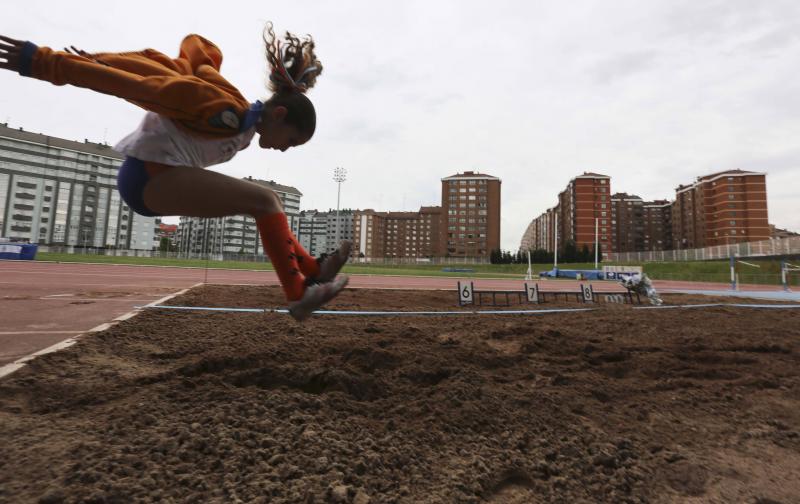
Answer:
[{"left": 1, "top": 285, "right": 799, "bottom": 503}]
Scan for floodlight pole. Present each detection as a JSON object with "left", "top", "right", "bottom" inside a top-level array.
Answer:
[
  {"left": 730, "top": 253, "right": 736, "bottom": 291},
  {"left": 554, "top": 213, "right": 558, "bottom": 269},
  {"left": 594, "top": 217, "right": 599, "bottom": 269},
  {"left": 782, "top": 261, "right": 789, "bottom": 291},
  {"left": 525, "top": 250, "right": 532, "bottom": 280},
  {"left": 334, "top": 167, "right": 347, "bottom": 248}
]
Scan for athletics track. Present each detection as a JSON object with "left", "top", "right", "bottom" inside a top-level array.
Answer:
[{"left": 1, "top": 260, "right": 797, "bottom": 370}]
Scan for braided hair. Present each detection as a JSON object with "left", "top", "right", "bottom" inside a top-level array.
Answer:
[{"left": 263, "top": 22, "right": 322, "bottom": 137}]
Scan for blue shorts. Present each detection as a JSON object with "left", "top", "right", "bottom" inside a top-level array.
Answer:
[{"left": 117, "top": 156, "right": 162, "bottom": 217}]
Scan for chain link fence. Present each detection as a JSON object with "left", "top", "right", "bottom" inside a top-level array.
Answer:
[{"left": 610, "top": 237, "right": 800, "bottom": 263}]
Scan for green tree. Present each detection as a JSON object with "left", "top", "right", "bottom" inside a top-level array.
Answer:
[
  {"left": 562, "top": 240, "right": 578, "bottom": 263},
  {"left": 580, "top": 244, "right": 590, "bottom": 262}
]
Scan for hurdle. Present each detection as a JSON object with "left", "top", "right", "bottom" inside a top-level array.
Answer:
[
  {"left": 457, "top": 281, "right": 528, "bottom": 306},
  {"left": 782, "top": 261, "right": 800, "bottom": 292},
  {"left": 457, "top": 281, "right": 641, "bottom": 307},
  {"left": 730, "top": 253, "right": 761, "bottom": 291}
]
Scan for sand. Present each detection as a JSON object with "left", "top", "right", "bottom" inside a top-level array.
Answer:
[{"left": 1, "top": 285, "right": 799, "bottom": 503}]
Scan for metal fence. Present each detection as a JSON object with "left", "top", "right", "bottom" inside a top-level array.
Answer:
[
  {"left": 37, "top": 245, "right": 492, "bottom": 265},
  {"left": 38, "top": 245, "right": 264, "bottom": 262},
  {"left": 610, "top": 236, "right": 800, "bottom": 263}
]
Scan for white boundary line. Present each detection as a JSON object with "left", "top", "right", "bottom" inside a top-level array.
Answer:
[
  {"left": 142, "top": 302, "right": 800, "bottom": 316},
  {"left": 0, "top": 282, "right": 202, "bottom": 380}
]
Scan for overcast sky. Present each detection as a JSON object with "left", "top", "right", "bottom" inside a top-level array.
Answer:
[{"left": 2, "top": 0, "right": 798, "bottom": 250}]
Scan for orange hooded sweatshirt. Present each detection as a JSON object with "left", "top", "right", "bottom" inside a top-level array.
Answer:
[{"left": 20, "top": 35, "right": 252, "bottom": 138}]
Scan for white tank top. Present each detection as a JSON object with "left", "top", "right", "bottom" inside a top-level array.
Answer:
[{"left": 114, "top": 112, "right": 256, "bottom": 168}]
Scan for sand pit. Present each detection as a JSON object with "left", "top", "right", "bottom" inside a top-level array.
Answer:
[{"left": 1, "top": 285, "right": 799, "bottom": 503}]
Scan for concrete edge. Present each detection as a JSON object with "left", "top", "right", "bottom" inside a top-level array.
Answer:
[{"left": 0, "top": 282, "right": 203, "bottom": 380}]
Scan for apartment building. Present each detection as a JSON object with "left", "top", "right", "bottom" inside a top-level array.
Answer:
[
  {"left": 642, "top": 199, "right": 672, "bottom": 252},
  {"left": 671, "top": 183, "right": 702, "bottom": 249},
  {"left": 610, "top": 193, "right": 644, "bottom": 253},
  {"left": 520, "top": 206, "right": 557, "bottom": 252},
  {"left": 296, "top": 210, "right": 330, "bottom": 258},
  {"left": 697, "top": 169, "right": 769, "bottom": 246},
  {"left": 441, "top": 171, "right": 501, "bottom": 258},
  {"left": 672, "top": 169, "right": 768, "bottom": 248},
  {"left": 557, "top": 172, "right": 612, "bottom": 253},
  {"left": 522, "top": 169, "right": 769, "bottom": 255},
  {"left": 325, "top": 209, "right": 355, "bottom": 255},
  {"left": 176, "top": 178, "right": 301, "bottom": 255},
  {"left": 353, "top": 206, "right": 443, "bottom": 260},
  {"left": 0, "top": 123, "right": 157, "bottom": 249}
]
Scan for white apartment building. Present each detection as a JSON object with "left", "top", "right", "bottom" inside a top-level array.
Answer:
[
  {"left": 295, "top": 209, "right": 355, "bottom": 258},
  {"left": 326, "top": 209, "right": 355, "bottom": 255},
  {"left": 176, "top": 178, "right": 302, "bottom": 256},
  {"left": 297, "top": 210, "right": 330, "bottom": 258},
  {"left": 0, "top": 123, "right": 157, "bottom": 249}
]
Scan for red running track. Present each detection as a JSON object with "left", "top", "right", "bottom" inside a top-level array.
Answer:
[{"left": 0, "top": 260, "right": 784, "bottom": 367}]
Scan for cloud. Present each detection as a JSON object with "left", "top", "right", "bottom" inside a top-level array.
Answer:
[
  {"left": 3, "top": 0, "right": 800, "bottom": 247},
  {"left": 590, "top": 51, "right": 659, "bottom": 84}
]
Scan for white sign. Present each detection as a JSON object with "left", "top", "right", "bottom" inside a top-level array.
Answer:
[
  {"left": 603, "top": 265, "right": 643, "bottom": 280},
  {"left": 581, "top": 283, "right": 594, "bottom": 303},
  {"left": 458, "top": 281, "right": 474, "bottom": 305},
  {"left": 0, "top": 245, "right": 23, "bottom": 254},
  {"left": 524, "top": 282, "right": 539, "bottom": 303},
  {"left": 603, "top": 265, "right": 643, "bottom": 273}
]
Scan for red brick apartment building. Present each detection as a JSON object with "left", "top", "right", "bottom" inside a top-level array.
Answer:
[
  {"left": 672, "top": 169, "right": 769, "bottom": 248},
  {"left": 642, "top": 199, "right": 672, "bottom": 251},
  {"left": 351, "top": 170, "right": 500, "bottom": 260},
  {"left": 352, "top": 207, "right": 443, "bottom": 259},
  {"left": 610, "top": 193, "right": 644, "bottom": 253},
  {"left": 520, "top": 206, "right": 556, "bottom": 252},
  {"left": 441, "top": 171, "right": 501, "bottom": 258},
  {"left": 521, "top": 169, "right": 769, "bottom": 255},
  {"left": 558, "top": 173, "right": 613, "bottom": 253},
  {"left": 672, "top": 183, "right": 703, "bottom": 249},
  {"left": 520, "top": 173, "right": 612, "bottom": 255},
  {"left": 610, "top": 194, "right": 674, "bottom": 253}
]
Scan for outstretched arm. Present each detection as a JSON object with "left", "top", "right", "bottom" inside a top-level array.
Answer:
[{"left": 1, "top": 34, "right": 250, "bottom": 137}]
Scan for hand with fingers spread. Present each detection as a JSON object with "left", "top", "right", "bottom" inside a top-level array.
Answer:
[
  {"left": 64, "top": 45, "right": 88, "bottom": 57},
  {"left": 0, "top": 35, "right": 25, "bottom": 73}
]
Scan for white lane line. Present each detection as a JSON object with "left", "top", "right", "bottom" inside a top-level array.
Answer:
[
  {"left": 0, "top": 281, "right": 194, "bottom": 288},
  {"left": 37, "top": 297, "right": 165, "bottom": 302},
  {"left": 0, "top": 338, "right": 80, "bottom": 379},
  {"left": 0, "top": 270, "right": 205, "bottom": 280},
  {"left": 0, "top": 282, "right": 202, "bottom": 380},
  {"left": 0, "top": 331, "right": 83, "bottom": 335}
]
